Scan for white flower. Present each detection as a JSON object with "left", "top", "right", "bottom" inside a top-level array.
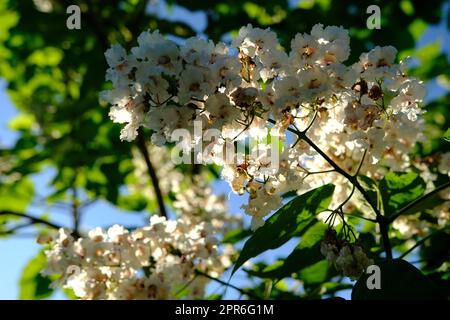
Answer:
[
  {"left": 310, "top": 24, "right": 350, "bottom": 65},
  {"left": 241, "top": 182, "right": 282, "bottom": 230},
  {"left": 43, "top": 216, "right": 226, "bottom": 300},
  {"left": 298, "top": 67, "right": 330, "bottom": 100},
  {"left": 233, "top": 24, "right": 279, "bottom": 58},
  {"left": 357, "top": 46, "right": 398, "bottom": 79},
  {"left": 180, "top": 37, "right": 215, "bottom": 66},
  {"left": 390, "top": 78, "right": 425, "bottom": 121},
  {"left": 205, "top": 93, "right": 240, "bottom": 128},
  {"left": 105, "top": 44, "right": 127, "bottom": 68},
  {"left": 290, "top": 33, "right": 320, "bottom": 67},
  {"left": 438, "top": 152, "right": 450, "bottom": 176},
  {"left": 134, "top": 63, "right": 171, "bottom": 103},
  {"left": 178, "top": 66, "right": 211, "bottom": 103},
  {"left": 259, "top": 49, "right": 288, "bottom": 81}
]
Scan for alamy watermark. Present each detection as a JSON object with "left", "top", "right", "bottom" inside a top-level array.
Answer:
[
  {"left": 366, "top": 5, "right": 381, "bottom": 30},
  {"left": 366, "top": 264, "right": 381, "bottom": 289},
  {"left": 169, "top": 120, "right": 281, "bottom": 173},
  {"left": 66, "top": 5, "right": 81, "bottom": 30}
]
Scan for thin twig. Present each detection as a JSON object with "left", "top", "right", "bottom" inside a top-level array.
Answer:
[
  {"left": 0, "top": 211, "right": 62, "bottom": 230},
  {"left": 353, "top": 149, "right": 367, "bottom": 177},
  {"left": 301, "top": 110, "right": 318, "bottom": 133},
  {"left": 347, "top": 212, "right": 377, "bottom": 223},
  {"left": 195, "top": 269, "right": 261, "bottom": 300},
  {"left": 398, "top": 233, "right": 436, "bottom": 259},
  {"left": 0, "top": 222, "right": 33, "bottom": 235},
  {"left": 388, "top": 181, "right": 450, "bottom": 223}
]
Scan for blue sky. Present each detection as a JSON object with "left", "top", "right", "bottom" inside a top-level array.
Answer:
[{"left": 0, "top": 1, "right": 449, "bottom": 300}]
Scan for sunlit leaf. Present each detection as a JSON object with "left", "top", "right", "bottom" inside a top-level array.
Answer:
[
  {"left": 232, "top": 184, "right": 335, "bottom": 275},
  {"left": 19, "top": 250, "right": 53, "bottom": 300},
  {"left": 379, "top": 172, "right": 426, "bottom": 217}
]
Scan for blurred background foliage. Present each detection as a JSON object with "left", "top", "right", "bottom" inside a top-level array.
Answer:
[{"left": 0, "top": 0, "right": 448, "bottom": 299}]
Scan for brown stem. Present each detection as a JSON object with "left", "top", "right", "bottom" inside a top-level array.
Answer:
[
  {"left": 71, "top": 187, "right": 80, "bottom": 237},
  {"left": 136, "top": 128, "right": 168, "bottom": 218}
]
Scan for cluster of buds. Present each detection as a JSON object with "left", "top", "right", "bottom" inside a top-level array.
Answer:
[{"left": 320, "top": 229, "right": 373, "bottom": 279}]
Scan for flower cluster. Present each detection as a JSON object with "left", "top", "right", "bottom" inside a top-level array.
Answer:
[
  {"left": 320, "top": 229, "right": 373, "bottom": 279},
  {"left": 41, "top": 216, "right": 228, "bottom": 300},
  {"left": 101, "top": 30, "right": 242, "bottom": 143},
  {"left": 173, "top": 176, "right": 242, "bottom": 234},
  {"left": 102, "top": 24, "right": 429, "bottom": 230}
]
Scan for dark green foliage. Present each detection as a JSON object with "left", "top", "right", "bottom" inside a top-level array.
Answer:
[{"left": 352, "top": 259, "right": 445, "bottom": 299}]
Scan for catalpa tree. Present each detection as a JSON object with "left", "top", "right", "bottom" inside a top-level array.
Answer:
[{"left": 0, "top": 0, "right": 448, "bottom": 300}]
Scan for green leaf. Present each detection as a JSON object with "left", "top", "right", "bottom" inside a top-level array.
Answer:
[
  {"left": 416, "top": 41, "right": 441, "bottom": 64},
  {"left": 222, "top": 228, "right": 252, "bottom": 244},
  {"left": 281, "top": 190, "right": 297, "bottom": 199},
  {"left": 63, "top": 288, "right": 78, "bottom": 300},
  {"left": 357, "top": 176, "right": 379, "bottom": 202},
  {"left": 19, "top": 250, "right": 53, "bottom": 300},
  {"left": 250, "top": 221, "right": 328, "bottom": 279},
  {"left": 206, "top": 293, "right": 223, "bottom": 300},
  {"left": 232, "top": 184, "right": 335, "bottom": 275},
  {"left": 408, "top": 19, "right": 427, "bottom": 41},
  {"left": 298, "top": 260, "right": 330, "bottom": 285},
  {"left": 379, "top": 172, "right": 426, "bottom": 217},
  {"left": 117, "top": 193, "right": 148, "bottom": 212},
  {"left": 393, "top": 185, "right": 449, "bottom": 217},
  {"left": 352, "top": 259, "right": 444, "bottom": 299},
  {"left": 27, "top": 47, "right": 63, "bottom": 66},
  {"left": 444, "top": 127, "right": 450, "bottom": 141},
  {"left": 355, "top": 175, "right": 381, "bottom": 217},
  {"left": 8, "top": 114, "right": 35, "bottom": 131},
  {"left": 400, "top": 0, "right": 415, "bottom": 16},
  {"left": 0, "top": 178, "right": 34, "bottom": 212}
]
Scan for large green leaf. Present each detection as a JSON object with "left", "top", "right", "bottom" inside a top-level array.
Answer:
[
  {"left": 391, "top": 185, "right": 449, "bottom": 218},
  {"left": 379, "top": 172, "right": 426, "bottom": 217},
  {"left": 352, "top": 259, "right": 444, "bottom": 299},
  {"left": 19, "top": 250, "right": 53, "bottom": 300},
  {"left": 246, "top": 221, "right": 328, "bottom": 279},
  {"left": 298, "top": 260, "right": 331, "bottom": 285},
  {"left": 357, "top": 175, "right": 379, "bottom": 203},
  {"left": 222, "top": 228, "right": 252, "bottom": 244},
  {"left": 354, "top": 175, "right": 381, "bottom": 217},
  {"left": 232, "top": 184, "right": 335, "bottom": 275}
]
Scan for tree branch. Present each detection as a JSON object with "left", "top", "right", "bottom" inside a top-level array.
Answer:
[
  {"left": 268, "top": 118, "right": 393, "bottom": 258},
  {"left": 136, "top": 128, "right": 168, "bottom": 218},
  {"left": 0, "top": 222, "right": 33, "bottom": 236},
  {"left": 71, "top": 186, "right": 81, "bottom": 237},
  {"left": 0, "top": 210, "right": 63, "bottom": 230}
]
